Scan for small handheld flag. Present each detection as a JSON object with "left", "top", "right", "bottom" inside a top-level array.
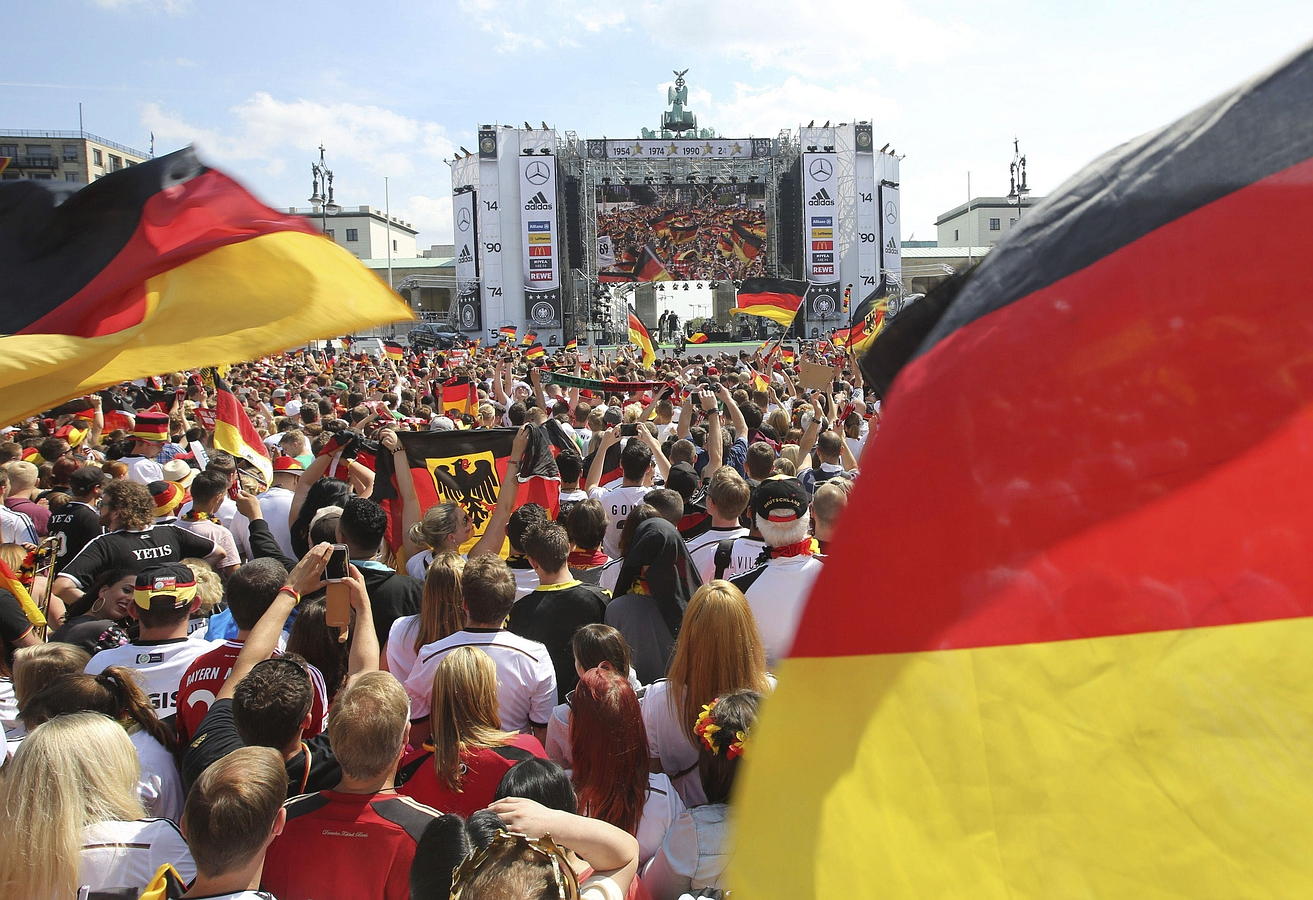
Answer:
[
  {"left": 627, "top": 311, "right": 657, "bottom": 366},
  {"left": 731, "top": 278, "right": 806, "bottom": 326}
]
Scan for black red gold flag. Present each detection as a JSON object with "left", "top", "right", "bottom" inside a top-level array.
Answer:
[
  {"left": 635, "top": 245, "right": 674, "bottom": 282},
  {"left": 627, "top": 311, "right": 657, "bottom": 366},
  {"left": 383, "top": 340, "right": 405, "bottom": 361},
  {"left": 372, "top": 425, "right": 559, "bottom": 553},
  {"left": 525, "top": 343, "right": 546, "bottom": 361},
  {"left": 439, "top": 377, "right": 475, "bottom": 416},
  {"left": 0, "top": 147, "right": 412, "bottom": 426},
  {"left": 734, "top": 45, "right": 1313, "bottom": 897},
  {"left": 211, "top": 372, "right": 273, "bottom": 485},
  {"left": 732, "top": 278, "right": 805, "bottom": 326}
]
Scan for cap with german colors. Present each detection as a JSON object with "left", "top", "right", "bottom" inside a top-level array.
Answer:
[
  {"left": 272, "top": 456, "right": 305, "bottom": 475},
  {"left": 753, "top": 476, "right": 809, "bottom": 522},
  {"left": 131, "top": 410, "right": 170, "bottom": 443},
  {"left": 133, "top": 564, "right": 198, "bottom": 611},
  {"left": 148, "top": 480, "right": 184, "bottom": 517}
]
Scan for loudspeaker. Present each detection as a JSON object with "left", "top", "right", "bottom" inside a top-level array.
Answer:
[
  {"left": 776, "top": 160, "right": 803, "bottom": 280},
  {"left": 563, "top": 176, "right": 584, "bottom": 270}
]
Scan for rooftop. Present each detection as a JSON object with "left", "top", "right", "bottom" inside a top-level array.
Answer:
[
  {"left": 286, "top": 205, "right": 418, "bottom": 233},
  {"left": 903, "top": 246, "right": 992, "bottom": 258},
  {"left": 0, "top": 128, "right": 148, "bottom": 159},
  {"left": 359, "top": 256, "right": 452, "bottom": 268},
  {"left": 935, "top": 195, "right": 1045, "bottom": 225}
]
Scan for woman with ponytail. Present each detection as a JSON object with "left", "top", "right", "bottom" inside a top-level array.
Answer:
[{"left": 22, "top": 667, "right": 184, "bottom": 821}]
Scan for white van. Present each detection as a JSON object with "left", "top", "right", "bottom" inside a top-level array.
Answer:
[{"left": 351, "top": 338, "right": 387, "bottom": 359}]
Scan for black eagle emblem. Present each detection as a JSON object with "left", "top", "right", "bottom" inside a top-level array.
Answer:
[{"left": 431, "top": 457, "right": 500, "bottom": 530}]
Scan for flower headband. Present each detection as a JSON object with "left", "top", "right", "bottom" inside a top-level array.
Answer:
[{"left": 694, "top": 697, "right": 747, "bottom": 760}]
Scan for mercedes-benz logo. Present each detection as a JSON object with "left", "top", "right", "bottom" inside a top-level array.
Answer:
[
  {"left": 884, "top": 201, "right": 897, "bottom": 224},
  {"left": 525, "top": 161, "right": 551, "bottom": 185},
  {"left": 808, "top": 158, "right": 833, "bottom": 181},
  {"left": 531, "top": 301, "right": 554, "bottom": 325},
  {"left": 456, "top": 208, "right": 471, "bottom": 232}
]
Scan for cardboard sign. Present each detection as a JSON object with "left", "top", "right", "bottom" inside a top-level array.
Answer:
[{"left": 799, "top": 361, "right": 840, "bottom": 391}]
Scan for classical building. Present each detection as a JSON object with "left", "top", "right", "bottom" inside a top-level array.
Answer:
[{"left": 0, "top": 129, "right": 148, "bottom": 183}]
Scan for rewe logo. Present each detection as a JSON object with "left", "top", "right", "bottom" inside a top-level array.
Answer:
[
  {"left": 807, "top": 188, "right": 833, "bottom": 206},
  {"left": 524, "top": 191, "right": 552, "bottom": 210}
]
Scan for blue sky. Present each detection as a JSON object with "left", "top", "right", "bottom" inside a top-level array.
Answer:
[{"left": 4, "top": 0, "right": 1310, "bottom": 247}]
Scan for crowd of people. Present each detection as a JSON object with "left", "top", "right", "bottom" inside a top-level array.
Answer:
[
  {"left": 596, "top": 190, "right": 769, "bottom": 283},
  {"left": 0, "top": 333, "right": 876, "bottom": 899}
]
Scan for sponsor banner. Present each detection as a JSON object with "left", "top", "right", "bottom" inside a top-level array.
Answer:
[
  {"left": 452, "top": 189, "right": 481, "bottom": 332},
  {"left": 596, "top": 234, "right": 616, "bottom": 267},
  {"left": 802, "top": 152, "right": 839, "bottom": 283},
  {"left": 806, "top": 281, "right": 842, "bottom": 321},
  {"left": 519, "top": 156, "right": 560, "bottom": 293},
  {"left": 879, "top": 181, "right": 902, "bottom": 285},
  {"left": 526, "top": 288, "right": 562, "bottom": 328},
  {"left": 599, "top": 138, "right": 770, "bottom": 159}
]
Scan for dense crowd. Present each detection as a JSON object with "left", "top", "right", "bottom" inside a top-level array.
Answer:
[
  {"left": 0, "top": 335, "right": 877, "bottom": 899},
  {"left": 596, "top": 200, "right": 768, "bottom": 282}
]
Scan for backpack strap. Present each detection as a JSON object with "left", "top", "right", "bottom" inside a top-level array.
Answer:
[
  {"left": 730, "top": 562, "right": 768, "bottom": 595},
  {"left": 713, "top": 537, "right": 737, "bottom": 580}
]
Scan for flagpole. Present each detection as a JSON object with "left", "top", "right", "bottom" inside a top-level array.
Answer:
[{"left": 385, "top": 176, "right": 394, "bottom": 296}]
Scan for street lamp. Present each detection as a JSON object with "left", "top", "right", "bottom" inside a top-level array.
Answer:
[
  {"left": 309, "top": 144, "right": 342, "bottom": 236},
  {"left": 1007, "top": 138, "right": 1029, "bottom": 224}
]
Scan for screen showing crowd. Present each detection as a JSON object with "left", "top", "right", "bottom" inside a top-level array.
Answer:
[{"left": 596, "top": 183, "right": 768, "bottom": 283}]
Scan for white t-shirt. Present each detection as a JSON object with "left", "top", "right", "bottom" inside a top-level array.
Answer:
[
  {"left": 689, "top": 532, "right": 764, "bottom": 583},
  {"left": 733, "top": 556, "right": 824, "bottom": 668},
  {"left": 0, "top": 504, "right": 38, "bottom": 544},
  {"left": 588, "top": 483, "right": 653, "bottom": 558},
  {"left": 176, "top": 517, "right": 240, "bottom": 570},
  {"left": 511, "top": 563, "right": 540, "bottom": 599},
  {"left": 122, "top": 455, "right": 164, "bottom": 485},
  {"left": 405, "top": 549, "right": 433, "bottom": 580},
  {"left": 636, "top": 772, "right": 685, "bottom": 867},
  {"left": 79, "top": 818, "right": 196, "bottom": 897},
  {"left": 257, "top": 485, "right": 296, "bottom": 558},
  {"left": 85, "top": 635, "right": 220, "bottom": 720},
  {"left": 132, "top": 728, "right": 185, "bottom": 823},
  {"left": 685, "top": 526, "right": 751, "bottom": 582},
  {"left": 386, "top": 615, "right": 423, "bottom": 678},
  {"left": 403, "top": 629, "right": 556, "bottom": 730}
]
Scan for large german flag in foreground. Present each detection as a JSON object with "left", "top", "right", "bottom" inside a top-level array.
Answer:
[
  {"left": 731, "top": 277, "right": 805, "bottom": 326},
  {"left": 627, "top": 310, "right": 656, "bottom": 366},
  {"left": 371, "top": 426, "right": 558, "bottom": 554},
  {"left": 733, "top": 46, "right": 1313, "bottom": 897},
  {"left": 843, "top": 288, "right": 891, "bottom": 355},
  {"left": 0, "top": 148, "right": 413, "bottom": 426}
]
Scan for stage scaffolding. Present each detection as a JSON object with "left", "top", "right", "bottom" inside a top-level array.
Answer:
[{"left": 557, "top": 130, "right": 801, "bottom": 344}]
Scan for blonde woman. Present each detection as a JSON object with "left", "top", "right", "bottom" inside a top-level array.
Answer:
[
  {"left": 181, "top": 556, "right": 223, "bottom": 634},
  {"left": 397, "top": 646, "right": 546, "bottom": 817},
  {"left": 386, "top": 552, "right": 465, "bottom": 678},
  {"left": 641, "top": 580, "right": 773, "bottom": 808},
  {"left": 5, "top": 642, "right": 90, "bottom": 758},
  {"left": 0, "top": 712, "right": 195, "bottom": 899}
]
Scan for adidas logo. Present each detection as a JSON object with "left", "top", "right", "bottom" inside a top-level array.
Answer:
[
  {"left": 885, "top": 237, "right": 898, "bottom": 253},
  {"left": 457, "top": 245, "right": 472, "bottom": 263},
  {"left": 524, "top": 191, "right": 552, "bottom": 210},
  {"left": 807, "top": 188, "right": 833, "bottom": 206}
]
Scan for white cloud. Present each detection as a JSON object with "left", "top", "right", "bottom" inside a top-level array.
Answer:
[{"left": 142, "top": 93, "right": 462, "bottom": 244}]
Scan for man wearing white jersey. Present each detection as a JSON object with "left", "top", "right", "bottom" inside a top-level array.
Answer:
[
  {"left": 729, "top": 477, "right": 824, "bottom": 668},
  {"left": 585, "top": 426, "right": 655, "bottom": 558},
  {"left": 404, "top": 555, "right": 555, "bottom": 746},
  {"left": 687, "top": 467, "right": 762, "bottom": 582},
  {"left": 85, "top": 563, "right": 218, "bottom": 722}
]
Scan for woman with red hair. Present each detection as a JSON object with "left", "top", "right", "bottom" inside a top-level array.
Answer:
[{"left": 570, "top": 667, "right": 684, "bottom": 867}]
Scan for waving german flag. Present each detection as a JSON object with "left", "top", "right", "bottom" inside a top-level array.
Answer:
[
  {"left": 498, "top": 325, "right": 517, "bottom": 342},
  {"left": 635, "top": 245, "right": 674, "bottom": 282},
  {"left": 524, "top": 342, "right": 546, "bottom": 361},
  {"left": 627, "top": 311, "right": 656, "bottom": 367},
  {"left": 734, "top": 46, "right": 1313, "bottom": 897},
  {"left": 0, "top": 147, "right": 412, "bottom": 426},
  {"left": 383, "top": 340, "right": 405, "bottom": 362},
  {"left": 731, "top": 278, "right": 805, "bottom": 326},
  {"left": 211, "top": 372, "right": 272, "bottom": 486},
  {"left": 688, "top": 332, "right": 709, "bottom": 344},
  {"left": 562, "top": 338, "right": 578, "bottom": 352},
  {"left": 520, "top": 330, "right": 537, "bottom": 347}
]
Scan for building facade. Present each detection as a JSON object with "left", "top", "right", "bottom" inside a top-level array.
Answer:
[
  {"left": 935, "top": 195, "right": 1045, "bottom": 248},
  {"left": 286, "top": 205, "right": 419, "bottom": 259},
  {"left": 0, "top": 129, "right": 148, "bottom": 183}
]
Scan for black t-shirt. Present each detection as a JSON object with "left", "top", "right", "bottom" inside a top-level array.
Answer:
[
  {"left": 182, "top": 698, "right": 339, "bottom": 798},
  {"left": 507, "top": 581, "right": 609, "bottom": 702},
  {"left": 60, "top": 525, "right": 217, "bottom": 589},
  {"left": 0, "top": 588, "right": 34, "bottom": 668},
  {"left": 47, "top": 501, "right": 102, "bottom": 574}
]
